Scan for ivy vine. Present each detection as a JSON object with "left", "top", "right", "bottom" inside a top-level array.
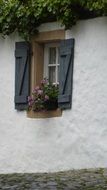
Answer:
[{"left": 0, "top": 0, "right": 107, "bottom": 39}]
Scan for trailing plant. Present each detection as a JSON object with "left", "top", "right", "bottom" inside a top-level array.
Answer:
[
  {"left": 0, "top": 0, "right": 107, "bottom": 39},
  {"left": 28, "top": 79, "right": 59, "bottom": 111}
]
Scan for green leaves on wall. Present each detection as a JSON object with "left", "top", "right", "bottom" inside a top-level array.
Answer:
[{"left": 0, "top": 0, "right": 107, "bottom": 39}]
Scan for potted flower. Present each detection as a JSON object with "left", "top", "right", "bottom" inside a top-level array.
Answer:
[{"left": 28, "top": 79, "right": 59, "bottom": 111}]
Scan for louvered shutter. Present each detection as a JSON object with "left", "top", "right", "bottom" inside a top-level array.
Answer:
[
  {"left": 15, "top": 42, "right": 31, "bottom": 110},
  {"left": 58, "top": 39, "right": 75, "bottom": 109}
]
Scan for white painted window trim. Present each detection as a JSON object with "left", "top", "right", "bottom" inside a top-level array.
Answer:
[{"left": 44, "top": 42, "right": 59, "bottom": 84}]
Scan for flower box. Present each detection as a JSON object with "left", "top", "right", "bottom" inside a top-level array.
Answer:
[{"left": 27, "top": 108, "right": 62, "bottom": 118}]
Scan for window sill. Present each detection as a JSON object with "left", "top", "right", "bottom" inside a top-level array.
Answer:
[{"left": 27, "top": 108, "right": 62, "bottom": 119}]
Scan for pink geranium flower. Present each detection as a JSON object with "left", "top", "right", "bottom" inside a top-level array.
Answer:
[
  {"left": 41, "top": 78, "right": 48, "bottom": 85},
  {"left": 38, "top": 90, "right": 43, "bottom": 95},
  {"left": 28, "top": 96, "right": 34, "bottom": 106},
  {"left": 45, "top": 95, "right": 49, "bottom": 100},
  {"left": 28, "top": 96, "right": 33, "bottom": 102},
  {"left": 35, "top": 86, "right": 40, "bottom": 90}
]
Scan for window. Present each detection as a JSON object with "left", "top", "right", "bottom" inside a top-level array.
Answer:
[
  {"left": 44, "top": 43, "right": 59, "bottom": 84},
  {"left": 14, "top": 30, "right": 75, "bottom": 118}
]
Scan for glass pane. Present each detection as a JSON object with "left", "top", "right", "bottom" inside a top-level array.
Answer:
[
  {"left": 57, "top": 66, "right": 59, "bottom": 83},
  {"left": 49, "top": 47, "right": 56, "bottom": 65},
  {"left": 49, "top": 66, "right": 56, "bottom": 83}
]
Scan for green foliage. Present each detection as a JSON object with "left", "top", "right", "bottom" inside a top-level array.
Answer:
[
  {"left": 0, "top": 0, "right": 107, "bottom": 39},
  {"left": 28, "top": 79, "right": 58, "bottom": 111}
]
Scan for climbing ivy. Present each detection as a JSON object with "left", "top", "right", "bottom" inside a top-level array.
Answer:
[{"left": 0, "top": 0, "right": 107, "bottom": 39}]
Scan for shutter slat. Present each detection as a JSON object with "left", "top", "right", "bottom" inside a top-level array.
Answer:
[
  {"left": 18, "top": 55, "right": 27, "bottom": 95},
  {"left": 15, "top": 95, "right": 27, "bottom": 104},
  {"left": 60, "top": 54, "right": 71, "bottom": 94},
  {"left": 60, "top": 49, "right": 72, "bottom": 55},
  {"left": 58, "top": 39, "right": 75, "bottom": 109},
  {"left": 58, "top": 95, "right": 71, "bottom": 103},
  {"left": 15, "top": 49, "right": 27, "bottom": 57}
]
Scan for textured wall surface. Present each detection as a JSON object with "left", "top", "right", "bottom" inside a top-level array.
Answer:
[{"left": 0, "top": 17, "right": 107, "bottom": 173}]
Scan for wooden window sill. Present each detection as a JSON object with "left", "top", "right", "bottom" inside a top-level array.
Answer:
[{"left": 27, "top": 108, "right": 62, "bottom": 119}]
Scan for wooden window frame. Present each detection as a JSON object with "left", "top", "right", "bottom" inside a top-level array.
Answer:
[{"left": 27, "top": 30, "right": 65, "bottom": 118}]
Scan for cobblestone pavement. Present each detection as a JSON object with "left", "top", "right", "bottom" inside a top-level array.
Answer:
[{"left": 0, "top": 168, "right": 107, "bottom": 190}]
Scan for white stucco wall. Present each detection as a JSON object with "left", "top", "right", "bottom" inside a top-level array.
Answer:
[{"left": 0, "top": 17, "right": 107, "bottom": 173}]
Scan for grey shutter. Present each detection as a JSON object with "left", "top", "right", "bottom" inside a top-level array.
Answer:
[
  {"left": 15, "top": 42, "right": 31, "bottom": 110},
  {"left": 58, "top": 39, "right": 75, "bottom": 109}
]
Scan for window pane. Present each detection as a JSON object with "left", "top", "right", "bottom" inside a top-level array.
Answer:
[
  {"left": 57, "top": 66, "right": 59, "bottom": 83},
  {"left": 49, "top": 67, "right": 56, "bottom": 83},
  {"left": 49, "top": 47, "right": 56, "bottom": 65}
]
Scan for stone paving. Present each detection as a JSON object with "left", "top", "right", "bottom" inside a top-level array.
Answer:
[{"left": 0, "top": 168, "right": 107, "bottom": 190}]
